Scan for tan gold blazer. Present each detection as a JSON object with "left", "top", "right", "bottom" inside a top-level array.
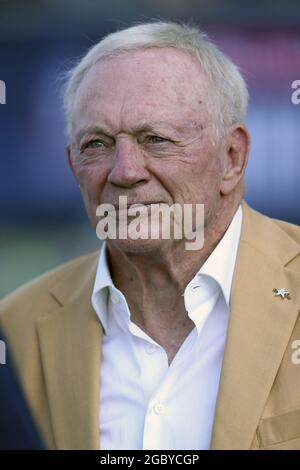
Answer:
[{"left": 1, "top": 201, "right": 300, "bottom": 450}]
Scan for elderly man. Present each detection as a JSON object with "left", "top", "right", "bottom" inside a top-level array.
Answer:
[{"left": 1, "top": 22, "right": 300, "bottom": 451}]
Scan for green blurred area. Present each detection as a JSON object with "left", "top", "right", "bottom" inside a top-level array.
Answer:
[{"left": 0, "top": 221, "right": 100, "bottom": 299}]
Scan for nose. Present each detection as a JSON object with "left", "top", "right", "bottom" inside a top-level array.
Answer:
[{"left": 107, "top": 138, "right": 151, "bottom": 188}]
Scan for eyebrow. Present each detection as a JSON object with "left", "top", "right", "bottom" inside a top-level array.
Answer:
[
  {"left": 132, "top": 121, "right": 184, "bottom": 137},
  {"left": 75, "top": 126, "right": 113, "bottom": 143},
  {"left": 75, "top": 120, "right": 183, "bottom": 143}
]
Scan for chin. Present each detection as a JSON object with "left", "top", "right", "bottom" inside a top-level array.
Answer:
[{"left": 106, "top": 237, "right": 171, "bottom": 254}]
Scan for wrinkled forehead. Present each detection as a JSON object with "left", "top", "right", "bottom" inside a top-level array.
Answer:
[{"left": 71, "top": 48, "right": 214, "bottom": 135}]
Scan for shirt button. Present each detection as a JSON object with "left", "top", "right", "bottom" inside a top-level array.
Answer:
[
  {"left": 154, "top": 403, "right": 165, "bottom": 415},
  {"left": 146, "top": 344, "right": 157, "bottom": 354},
  {"left": 110, "top": 292, "right": 120, "bottom": 304}
]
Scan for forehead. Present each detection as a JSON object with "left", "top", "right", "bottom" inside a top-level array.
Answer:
[{"left": 72, "top": 48, "right": 212, "bottom": 135}]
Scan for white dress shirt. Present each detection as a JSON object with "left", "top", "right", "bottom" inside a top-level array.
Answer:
[{"left": 92, "top": 205, "right": 242, "bottom": 450}]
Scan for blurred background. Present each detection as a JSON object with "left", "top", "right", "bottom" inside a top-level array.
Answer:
[{"left": 0, "top": 0, "right": 299, "bottom": 297}]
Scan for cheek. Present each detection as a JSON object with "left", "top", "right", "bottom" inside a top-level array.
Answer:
[
  {"left": 189, "top": 143, "right": 224, "bottom": 187},
  {"left": 73, "top": 164, "right": 110, "bottom": 228},
  {"left": 75, "top": 165, "right": 107, "bottom": 201},
  {"left": 153, "top": 149, "right": 223, "bottom": 205}
]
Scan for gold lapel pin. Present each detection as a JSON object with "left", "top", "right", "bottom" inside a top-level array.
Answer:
[{"left": 273, "top": 288, "right": 291, "bottom": 300}]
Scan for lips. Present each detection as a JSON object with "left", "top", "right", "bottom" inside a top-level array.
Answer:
[{"left": 114, "top": 201, "right": 163, "bottom": 209}]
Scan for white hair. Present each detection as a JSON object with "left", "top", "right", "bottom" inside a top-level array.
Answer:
[{"left": 63, "top": 21, "right": 248, "bottom": 138}]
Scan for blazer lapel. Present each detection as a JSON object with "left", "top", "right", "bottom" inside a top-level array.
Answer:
[
  {"left": 36, "top": 252, "right": 103, "bottom": 450},
  {"left": 210, "top": 204, "right": 300, "bottom": 449}
]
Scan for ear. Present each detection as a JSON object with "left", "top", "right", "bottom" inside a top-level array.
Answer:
[
  {"left": 220, "top": 123, "right": 250, "bottom": 196},
  {"left": 66, "top": 143, "right": 72, "bottom": 169},
  {"left": 66, "top": 143, "right": 77, "bottom": 178}
]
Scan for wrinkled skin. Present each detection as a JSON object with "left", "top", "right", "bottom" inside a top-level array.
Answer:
[{"left": 67, "top": 47, "right": 249, "bottom": 362}]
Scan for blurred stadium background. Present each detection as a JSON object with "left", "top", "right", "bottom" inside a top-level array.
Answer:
[{"left": 0, "top": 0, "right": 299, "bottom": 297}]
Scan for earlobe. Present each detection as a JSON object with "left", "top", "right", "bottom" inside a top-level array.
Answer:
[
  {"left": 66, "top": 144, "right": 80, "bottom": 186},
  {"left": 220, "top": 124, "right": 250, "bottom": 196},
  {"left": 67, "top": 144, "right": 81, "bottom": 189},
  {"left": 66, "top": 144, "right": 72, "bottom": 170}
]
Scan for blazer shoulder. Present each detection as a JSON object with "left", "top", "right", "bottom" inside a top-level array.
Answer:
[
  {"left": 246, "top": 205, "right": 300, "bottom": 269},
  {"left": 239, "top": 202, "right": 300, "bottom": 274},
  {"left": 0, "top": 250, "right": 99, "bottom": 329},
  {"left": 273, "top": 217, "right": 300, "bottom": 246},
  {"left": 243, "top": 202, "right": 300, "bottom": 245}
]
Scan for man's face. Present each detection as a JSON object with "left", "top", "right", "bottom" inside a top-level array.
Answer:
[{"left": 68, "top": 48, "right": 228, "bottom": 251}]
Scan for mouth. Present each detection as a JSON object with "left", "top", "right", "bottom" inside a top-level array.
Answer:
[{"left": 114, "top": 201, "right": 164, "bottom": 210}]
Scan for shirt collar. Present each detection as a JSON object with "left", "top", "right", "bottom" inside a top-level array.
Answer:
[
  {"left": 181, "top": 205, "right": 242, "bottom": 334},
  {"left": 91, "top": 242, "right": 113, "bottom": 334},
  {"left": 198, "top": 204, "right": 243, "bottom": 307}
]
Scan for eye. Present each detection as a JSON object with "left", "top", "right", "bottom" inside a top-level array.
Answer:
[
  {"left": 147, "top": 135, "right": 167, "bottom": 144},
  {"left": 86, "top": 139, "right": 105, "bottom": 149}
]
